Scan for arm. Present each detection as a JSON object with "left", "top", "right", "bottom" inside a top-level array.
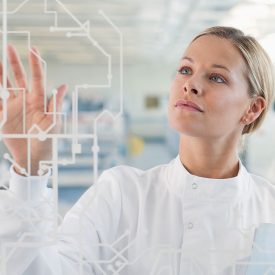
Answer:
[
  {"left": 0, "top": 167, "right": 122, "bottom": 275},
  {"left": 0, "top": 45, "right": 122, "bottom": 274}
]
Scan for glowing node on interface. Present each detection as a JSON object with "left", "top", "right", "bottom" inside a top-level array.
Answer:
[
  {"left": 73, "top": 143, "right": 82, "bottom": 154},
  {"left": 37, "top": 169, "right": 44, "bottom": 176},
  {"left": 91, "top": 145, "right": 100, "bottom": 153},
  {"left": 1, "top": 92, "right": 10, "bottom": 100},
  {"left": 3, "top": 153, "right": 10, "bottom": 159},
  {"left": 38, "top": 131, "right": 47, "bottom": 141},
  {"left": 20, "top": 168, "right": 26, "bottom": 174}
]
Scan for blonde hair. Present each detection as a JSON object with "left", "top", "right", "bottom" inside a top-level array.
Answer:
[{"left": 192, "top": 26, "right": 275, "bottom": 135}]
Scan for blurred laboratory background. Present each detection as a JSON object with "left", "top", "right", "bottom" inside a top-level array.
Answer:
[{"left": 0, "top": 0, "right": 275, "bottom": 215}]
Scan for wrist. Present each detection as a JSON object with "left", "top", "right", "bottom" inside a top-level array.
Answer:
[{"left": 13, "top": 159, "right": 42, "bottom": 176}]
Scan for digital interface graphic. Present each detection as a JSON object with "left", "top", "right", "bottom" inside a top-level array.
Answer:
[{"left": 1, "top": 1, "right": 275, "bottom": 274}]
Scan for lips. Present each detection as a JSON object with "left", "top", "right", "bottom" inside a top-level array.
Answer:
[{"left": 174, "top": 99, "right": 203, "bottom": 112}]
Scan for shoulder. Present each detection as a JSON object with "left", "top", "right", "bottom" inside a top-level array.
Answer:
[
  {"left": 108, "top": 162, "right": 167, "bottom": 177},
  {"left": 248, "top": 172, "right": 275, "bottom": 208},
  {"left": 98, "top": 161, "right": 170, "bottom": 196},
  {"left": 244, "top": 172, "right": 275, "bottom": 224},
  {"left": 249, "top": 173, "right": 275, "bottom": 194},
  {"left": 106, "top": 162, "right": 169, "bottom": 184}
]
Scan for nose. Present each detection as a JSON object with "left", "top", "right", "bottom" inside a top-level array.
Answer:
[
  {"left": 182, "top": 78, "right": 201, "bottom": 95},
  {"left": 183, "top": 86, "right": 198, "bottom": 95}
]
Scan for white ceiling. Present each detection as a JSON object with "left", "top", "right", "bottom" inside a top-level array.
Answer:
[{"left": 1, "top": 0, "right": 275, "bottom": 65}]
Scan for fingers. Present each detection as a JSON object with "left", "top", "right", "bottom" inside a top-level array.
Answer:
[
  {"left": 28, "top": 47, "right": 45, "bottom": 97},
  {"left": 7, "top": 45, "right": 28, "bottom": 91},
  {"left": 48, "top": 84, "right": 68, "bottom": 113},
  {"left": 0, "top": 61, "right": 15, "bottom": 98}
]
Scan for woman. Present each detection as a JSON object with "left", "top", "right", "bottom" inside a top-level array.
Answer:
[{"left": 0, "top": 26, "right": 275, "bottom": 274}]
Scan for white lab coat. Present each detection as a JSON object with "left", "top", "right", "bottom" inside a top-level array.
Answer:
[{"left": 0, "top": 155, "right": 275, "bottom": 275}]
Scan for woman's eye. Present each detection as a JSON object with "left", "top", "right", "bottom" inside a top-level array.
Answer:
[
  {"left": 177, "top": 67, "right": 191, "bottom": 75},
  {"left": 210, "top": 75, "right": 226, "bottom": 83}
]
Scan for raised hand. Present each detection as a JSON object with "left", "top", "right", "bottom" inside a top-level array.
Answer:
[{"left": 0, "top": 45, "right": 67, "bottom": 175}]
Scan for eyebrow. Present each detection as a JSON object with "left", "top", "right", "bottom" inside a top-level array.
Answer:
[{"left": 181, "top": 56, "right": 231, "bottom": 73}]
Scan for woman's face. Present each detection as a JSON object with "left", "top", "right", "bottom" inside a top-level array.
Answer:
[{"left": 168, "top": 34, "right": 251, "bottom": 139}]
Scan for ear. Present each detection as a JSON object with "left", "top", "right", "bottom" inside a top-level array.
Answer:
[{"left": 241, "top": 96, "right": 266, "bottom": 125}]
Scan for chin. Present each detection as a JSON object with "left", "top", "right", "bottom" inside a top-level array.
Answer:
[{"left": 168, "top": 118, "right": 203, "bottom": 137}]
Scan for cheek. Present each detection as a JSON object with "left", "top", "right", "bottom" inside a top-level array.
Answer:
[
  {"left": 170, "top": 76, "right": 183, "bottom": 90},
  {"left": 169, "top": 79, "right": 178, "bottom": 94},
  {"left": 207, "top": 92, "right": 248, "bottom": 122},
  {"left": 168, "top": 81, "right": 178, "bottom": 105},
  {"left": 167, "top": 91, "right": 180, "bottom": 128},
  {"left": 169, "top": 79, "right": 184, "bottom": 102}
]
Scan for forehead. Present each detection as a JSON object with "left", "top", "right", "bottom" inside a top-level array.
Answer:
[{"left": 183, "top": 35, "right": 247, "bottom": 74}]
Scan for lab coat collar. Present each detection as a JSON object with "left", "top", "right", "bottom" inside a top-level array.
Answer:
[{"left": 166, "top": 154, "right": 251, "bottom": 203}]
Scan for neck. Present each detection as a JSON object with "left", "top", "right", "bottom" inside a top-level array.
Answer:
[{"left": 179, "top": 135, "right": 240, "bottom": 179}]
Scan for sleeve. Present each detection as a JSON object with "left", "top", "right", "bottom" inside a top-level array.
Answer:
[{"left": 0, "top": 166, "right": 122, "bottom": 275}]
